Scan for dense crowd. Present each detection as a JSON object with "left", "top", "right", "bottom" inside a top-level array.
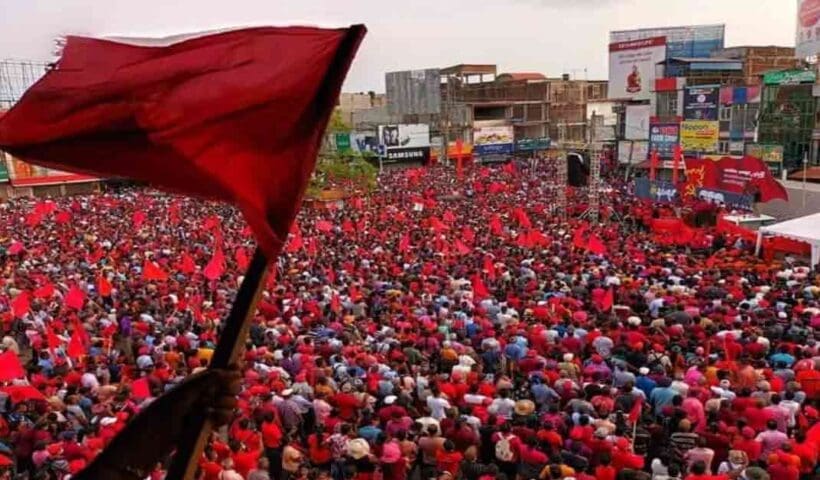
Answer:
[{"left": 0, "top": 162, "right": 817, "bottom": 480}]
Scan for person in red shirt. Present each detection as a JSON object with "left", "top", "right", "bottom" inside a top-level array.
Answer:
[
  {"left": 229, "top": 438, "right": 261, "bottom": 478},
  {"left": 307, "top": 426, "right": 332, "bottom": 469},
  {"left": 685, "top": 460, "right": 729, "bottom": 480},
  {"left": 198, "top": 448, "right": 223, "bottom": 480},
  {"left": 594, "top": 454, "right": 617, "bottom": 480},
  {"left": 435, "top": 440, "right": 463, "bottom": 477},
  {"left": 332, "top": 385, "right": 362, "bottom": 421},
  {"left": 732, "top": 427, "right": 762, "bottom": 462}
]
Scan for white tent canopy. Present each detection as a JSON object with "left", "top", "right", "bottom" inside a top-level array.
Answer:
[{"left": 756, "top": 212, "right": 820, "bottom": 266}]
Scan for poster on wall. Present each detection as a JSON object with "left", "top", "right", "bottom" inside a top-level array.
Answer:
[
  {"left": 608, "top": 36, "right": 666, "bottom": 101},
  {"left": 378, "top": 124, "right": 431, "bottom": 164},
  {"left": 3, "top": 152, "right": 95, "bottom": 187},
  {"left": 617, "top": 140, "right": 648, "bottom": 164},
  {"left": 683, "top": 85, "right": 719, "bottom": 120},
  {"left": 473, "top": 126, "right": 514, "bottom": 155},
  {"left": 624, "top": 104, "right": 651, "bottom": 140},
  {"left": 680, "top": 120, "right": 719, "bottom": 152},
  {"left": 796, "top": 0, "right": 820, "bottom": 59},
  {"left": 648, "top": 123, "right": 680, "bottom": 158}
]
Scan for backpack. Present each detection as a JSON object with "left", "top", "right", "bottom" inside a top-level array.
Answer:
[{"left": 495, "top": 434, "right": 515, "bottom": 462}]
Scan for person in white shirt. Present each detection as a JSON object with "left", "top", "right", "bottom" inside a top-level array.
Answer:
[
  {"left": 426, "top": 387, "right": 451, "bottom": 420},
  {"left": 487, "top": 389, "right": 516, "bottom": 419}
]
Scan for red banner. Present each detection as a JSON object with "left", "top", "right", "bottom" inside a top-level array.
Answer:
[{"left": 684, "top": 156, "right": 788, "bottom": 203}]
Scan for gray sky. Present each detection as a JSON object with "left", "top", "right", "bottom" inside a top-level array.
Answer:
[{"left": 0, "top": 0, "right": 798, "bottom": 92}]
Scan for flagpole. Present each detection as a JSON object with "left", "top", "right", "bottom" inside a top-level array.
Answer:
[{"left": 166, "top": 247, "right": 270, "bottom": 480}]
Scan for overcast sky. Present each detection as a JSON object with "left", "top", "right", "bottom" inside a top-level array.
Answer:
[{"left": 0, "top": 0, "right": 799, "bottom": 92}]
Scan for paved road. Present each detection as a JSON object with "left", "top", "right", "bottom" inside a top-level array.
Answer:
[{"left": 758, "top": 180, "right": 820, "bottom": 221}]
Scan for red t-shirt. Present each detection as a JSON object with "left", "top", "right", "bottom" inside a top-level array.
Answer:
[
  {"left": 199, "top": 460, "right": 222, "bottom": 480},
  {"left": 232, "top": 449, "right": 260, "bottom": 478},
  {"left": 595, "top": 465, "right": 617, "bottom": 480}
]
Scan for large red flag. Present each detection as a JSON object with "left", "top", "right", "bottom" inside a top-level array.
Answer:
[
  {"left": 454, "top": 239, "right": 471, "bottom": 255},
  {"left": 471, "top": 274, "right": 490, "bottom": 300},
  {"left": 33, "top": 283, "right": 55, "bottom": 299},
  {"left": 204, "top": 248, "right": 226, "bottom": 281},
  {"left": 600, "top": 287, "right": 614, "bottom": 311},
  {"left": 0, "top": 351, "right": 25, "bottom": 381},
  {"left": 398, "top": 233, "right": 411, "bottom": 253},
  {"left": 0, "top": 26, "right": 365, "bottom": 258},
  {"left": 143, "top": 260, "right": 169, "bottom": 281},
  {"left": 11, "top": 292, "right": 31, "bottom": 318},
  {"left": 628, "top": 397, "right": 643, "bottom": 423},
  {"left": 67, "top": 329, "right": 86, "bottom": 359},
  {"left": 179, "top": 252, "right": 197, "bottom": 274},
  {"left": 65, "top": 286, "right": 86, "bottom": 310}
]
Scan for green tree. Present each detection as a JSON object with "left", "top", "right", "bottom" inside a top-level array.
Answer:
[{"left": 327, "top": 109, "right": 351, "bottom": 133}]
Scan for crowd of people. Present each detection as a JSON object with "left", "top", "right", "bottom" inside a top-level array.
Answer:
[{"left": 0, "top": 161, "right": 817, "bottom": 480}]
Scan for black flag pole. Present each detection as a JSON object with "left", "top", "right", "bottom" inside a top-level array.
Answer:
[{"left": 166, "top": 247, "right": 269, "bottom": 479}]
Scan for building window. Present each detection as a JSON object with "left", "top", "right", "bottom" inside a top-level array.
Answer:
[
  {"left": 719, "top": 106, "right": 731, "bottom": 121},
  {"left": 718, "top": 141, "right": 730, "bottom": 154}
]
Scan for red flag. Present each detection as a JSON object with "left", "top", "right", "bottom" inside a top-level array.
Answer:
[
  {"left": 489, "top": 214, "right": 504, "bottom": 237},
  {"left": 25, "top": 212, "right": 42, "bottom": 227},
  {"left": 587, "top": 234, "right": 607, "bottom": 255},
  {"left": 34, "top": 282, "right": 54, "bottom": 299},
  {"left": 572, "top": 228, "right": 587, "bottom": 250},
  {"left": 0, "top": 351, "right": 25, "bottom": 381},
  {"left": 454, "top": 239, "right": 471, "bottom": 255},
  {"left": 442, "top": 210, "right": 457, "bottom": 223},
  {"left": 131, "top": 377, "right": 151, "bottom": 399},
  {"left": 429, "top": 217, "right": 449, "bottom": 232},
  {"left": 235, "top": 248, "right": 250, "bottom": 270},
  {"left": 330, "top": 294, "right": 341, "bottom": 312},
  {"left": 513, "top": 208, "right": 532, "bottom": 229},
  {"left": 649, "top": 149, "right": 659, "bottom": 181},
  {"left": 483, "top": 256, "right": 496, "bottom": 281},
  {"left": 204, "top": 248, "right": 226, "bottom": 281},
  {"left": 341, "top": 219, "right": 355, "bottom": 234},
  {"left": 98, "top": 275, "right": 113, "bottom": 297},
  {"left": 316, "top": 220, "right": 333, "bottom": 233},
  {"left": 502, "top": 162, "right": 516, "bottom": 175},
  {"left": 11, "top": 292, "right": 30, "bottom": 318},
  {"left": 46, "top": 327, "right": 61, "bottom": 353},
  {"left": 143, "top": 260, "right": 169, "bottom": 281},
  {"left": 628, "top": 397, "right": 643, "bottom": 423},
  {"left": 471, "top": 274, "right": 490, "bottom": 300},
  {"left": 132, "top": 210, "right": 147, "bottom": 228},
  {"left": 0, "top": 26, "right": 366, "bottom": 258},
  {"left": 601, "top": 287, "right": 614, "bottom": 311},
  {"left": 286, "top": 226, "right": 303, "bottom": 253},
  {"left": 348, "top": 284, "right": 361, "bottom": 302},
  {"left": 65, "top": 286, "right": 86, "bottom": 310},
  {"left": 7, "top": 241, "right": 24, "bottom": 255},
  {"left": 67, "top": 329, "right": 85, "bottom": 359},
  {"left": 54, "top": 210, "right": 72, "bottom": 224},
  {"left": 462, "top": 226, "right": 475, "bottom": 244},
  {"left": 516, "top": 232, "right": 533, "bottom": 248},
  {"left": 398, "top": 233, "right": 410, "bottom": 253},
  {"left": 179, "top": 252, "right": 196, "bottom": 274}
]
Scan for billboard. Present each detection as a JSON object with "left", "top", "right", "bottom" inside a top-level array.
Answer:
[
  {"left": 350, "top": 133, "right": 380, "bottom": 155},
  {"left": 516, "top": 137, "right": 551, "bottom": 151},
  {"left": 635, "top": 178, "right": 679, "bottom": 203},
  {"left": 762, "top": 69, "right": 817, "bottom": 85},
  {"left": 608, "top": 37, "right": 666, "bottom": 101},
  {"left": 473, "top": 126, "right": 514, "bottom": 156},
  {"left": 617, "top": 140, "right": 649, "bottom": 164},
  {"left": 624, "top": 104, "right": 651, "bottom": 140},
  {"left": 385, "top": 69, "right": 441, "bottom": 116},
  {"left": 683, "top": 85, "right": 719, "bottom": 120},
  {"left": 797, "top": 0, "right": 820, "bottom": 59},
  {"left": 378, "top": 124, "right": 431, "bottom": 165},
  {"left": 648, "top": 123, "right": 680, "bottom": 159},
  {"left": 680, "top": 120, "right": 719, "bottom": 152},
  {"left": 3, "top": 152, "right": 95, "bottom": 186},
  {"left": 610, "top": 24, "right": 725, "bottom": 59}
]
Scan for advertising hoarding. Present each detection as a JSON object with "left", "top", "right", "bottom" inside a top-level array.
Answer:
[
  {"left": 350, "top": 133, "right": 380, "bottom": 155},
  {"left": 385, "top": 69, "right": 441, "bottom": 116},
  {"left": 608, "top": 37, "right": 666, "bottom": 101},
  {"left": 680, "top": 120, "right": 719, "bottom": 152},
  {"left": 473, "top": 126, "right": 514, "bottom": 156},
  {"left": 648, "top": 123, "right": 680, "bottom": 159},
  {"left": 683, "top": 85, "right": 719, "bottom": 120},
  {"left": 635, "top": 178, "right": 679, "bottom": 203},
  {"left": 610, "top": 24, "right": 725, "bottom": 59},
  {"left": 378, "top": 124, "right": 431, "bottom": 165},
  {"left": 516, "top": 137, "right": 551, "bottom": 152},
  {"left": 796, "top": 0, "right": 820, "bottom": 59},
  {"left": 624, "top": 104, "right": 652, "bottom": 140}
]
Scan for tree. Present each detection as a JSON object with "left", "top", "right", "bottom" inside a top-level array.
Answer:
[{"left": 327, "top": 109, "right": 351, "bottom": 133}]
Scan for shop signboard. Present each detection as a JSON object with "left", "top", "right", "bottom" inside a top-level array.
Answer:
[
  {"left": 683, "top": 85, "right": 719, "bottom": 120},
  {"left": 648, "top": 123, "right": 680, "bottom": 158},
  {"left": 680, "top": 120, "right": 719, "bottom": 153},
  {"left": 515, "top": 137, "right": 551, "bottom": 152},
  {"left": 473, "top": 126, "right": 514, "bottom": 156}
]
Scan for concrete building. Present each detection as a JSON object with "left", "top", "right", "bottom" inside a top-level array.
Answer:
[
  {"left": 714, "top": 46, "right": 802, "bottom": 85},
  {"left": 336, "top": 92, "right": 386, "bottom": 128}
]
